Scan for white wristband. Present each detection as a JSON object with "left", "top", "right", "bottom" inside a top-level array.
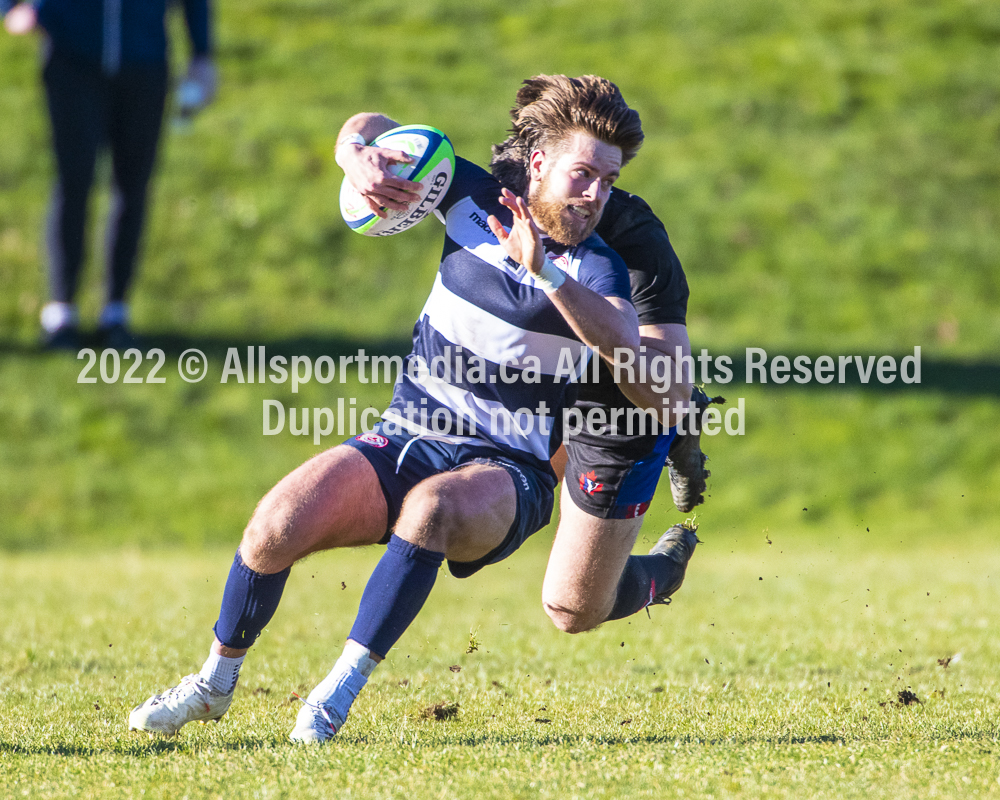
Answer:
[
  {"left": 335, "top": 133, "right": 367, "bottom": 168},
  {"left": 533, "top": 257, "right": 567, "bottom": 293}
]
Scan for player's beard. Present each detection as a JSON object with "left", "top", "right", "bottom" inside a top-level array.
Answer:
[{"left": 527, "top": 172, "right": 601, "bottom": 247}]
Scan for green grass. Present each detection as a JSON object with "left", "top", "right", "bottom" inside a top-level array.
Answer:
[
  {"left": 2, "top": 358, "right": 996, "bottom": 550},
  {"left": 1, "top": 0, "right": 999, "bottom": 795},
  {"left": 2, "top": 534, "right": 1000, "bottom": 798}
]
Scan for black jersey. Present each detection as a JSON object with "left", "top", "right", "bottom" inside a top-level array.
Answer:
[
  {"left": 596, "top": 188, "right": 688, "bottom": 327},
  {"left": 574, "top": 188, "right": 690, "bottom": 418}
]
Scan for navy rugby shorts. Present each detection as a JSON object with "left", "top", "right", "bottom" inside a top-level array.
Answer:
[
  {"left": 563, "top": 427, "right": 677, "bottom": 519},
  {"left": 343, "top": 423, "right": 555, "bottom": 577}
]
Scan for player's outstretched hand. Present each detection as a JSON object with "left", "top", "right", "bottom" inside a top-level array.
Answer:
[
  {"left": 488, "top": 188, "right": 545, "bottom": 275},
  {"left": 338, "top": 144, "right": 423, "bottom": 218},
  {"left": 177, "top": 56, "right": 217, "bottom": 118},
  {"left": 4, "top": 3, "right": 37, "bottom": 34}
]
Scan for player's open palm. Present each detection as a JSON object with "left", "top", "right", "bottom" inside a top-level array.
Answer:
[{"left": 489, "top": 188, "right": 545, "bottom": 276}]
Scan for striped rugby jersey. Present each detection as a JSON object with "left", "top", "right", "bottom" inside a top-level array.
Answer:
[{"left": 382, "top": 157, "right": 632, "bottom": 472}]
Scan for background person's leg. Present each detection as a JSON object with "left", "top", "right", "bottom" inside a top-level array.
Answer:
[
  {"left": 101, "top": 64, "right": 168, "bottom": 344},
  {"left": 40, "top": 50, "right": 105, "bottom": 345}
]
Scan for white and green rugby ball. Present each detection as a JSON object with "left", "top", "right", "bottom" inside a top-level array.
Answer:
[{"left": 340, "top": 125, "right": 455, "bottom": 236}]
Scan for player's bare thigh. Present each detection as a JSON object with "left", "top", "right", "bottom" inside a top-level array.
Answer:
[
  {"left": 240, "top": 445, "right": 388, "bottom": 573},
  {"left": 394, "top": 462, "right": 516, "bottom": 563},
  {"left": 542, "top": 481, "right": 644, "bottom": 633}
]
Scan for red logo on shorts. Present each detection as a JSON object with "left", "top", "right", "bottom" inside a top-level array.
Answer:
[
  {"left": 355, "top": 433, "right": 389, "bottom": 448},
  {"left": 623, "top": 501, "right": 651, "bottom": 519},
  {"left": 579, "top": 470, "right": 603, "bottom": 495}
]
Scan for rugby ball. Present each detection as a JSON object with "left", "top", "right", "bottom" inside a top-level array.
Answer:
[{"left": 340, "top": 125, "right": 455, "bottom": 237}]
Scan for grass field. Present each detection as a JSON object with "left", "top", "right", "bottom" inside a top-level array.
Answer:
[
  {"left": 1, "top": 0, "right": 999, "bottom": 796},
  {"left": 2, "top": 533, "right": 1000, "bottom": 799}
]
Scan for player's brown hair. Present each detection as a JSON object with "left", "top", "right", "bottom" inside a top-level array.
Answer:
[{"left": 491, "top": 74, "right": 643, "bottom": 195}]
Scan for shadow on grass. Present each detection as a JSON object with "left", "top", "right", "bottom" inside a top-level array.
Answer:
[
  {"left": 0, "top": 732, "right": 871, "bottom": 756},
  {"left": 0, "top": 331, "right": 413, "bottom": 362},
  {"left": 341, "top": 731, "right": 853, "bottom": 748},
  {"left": 339, "top": 727, "right": 1000, "bottom": 748},
  {"left": 0, "top": 736, "right": 278, "bottom": 757},
  {"left": 2, "top": 334, "right": 998, "bottom": 397},
  {"left": 4, "top": 726, "right": 997, "bottom": 756}
]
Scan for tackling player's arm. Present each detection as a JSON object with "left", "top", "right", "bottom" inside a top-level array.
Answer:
[
  {"left": 547, "top": 321, "right": 696, "bottom": 479},
  {"left": 335, "top": 112, "right": 423, "bottom": 217},
  {"left": 595, "top": 190, "right": 695, "bottom": 428},
  {"left": 614, "top": 322, "right": 694, "bottom": 429}
]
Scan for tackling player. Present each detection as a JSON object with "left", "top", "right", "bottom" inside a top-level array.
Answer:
[
  {"left": 492, "top": 84, "right": 720, "bottom": 634},
  {"left": 490, "top": 98, "right": 717, "bottom": 631},
  {"left": 540, "top": 191, "right": 716, "bottom": 633}
]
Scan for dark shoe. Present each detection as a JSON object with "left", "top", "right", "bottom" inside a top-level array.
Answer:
[
  {"left": 665, "top": 387, "right": 723, "bottom": 513},
  {"left": 97, "top": 323, "right": 139, "bottom": 351},
  {"left": 648, "top": 522, "right": 700, "bottom": 605},
  {"left": 41, "top": 325, "right": 81, "bottom": 352}
]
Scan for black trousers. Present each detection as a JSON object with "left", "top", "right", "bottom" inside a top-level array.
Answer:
[{"left": 42, "top": 48, "right": 168, "bottom": 305}]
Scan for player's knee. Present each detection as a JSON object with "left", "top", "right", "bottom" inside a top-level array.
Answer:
[
  {"left": 396, "top": 485, "right": 468, "bottom": 551},
  {"left": 542, "top": 598, "right": 603, "bottom": 634},
  {"left": 241, "top": 497, "right": 295, "bottom": 564}
]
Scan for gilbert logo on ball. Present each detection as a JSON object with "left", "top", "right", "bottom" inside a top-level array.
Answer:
[{"left": 340, "top": 125, "right": 456, "bottom": 236}]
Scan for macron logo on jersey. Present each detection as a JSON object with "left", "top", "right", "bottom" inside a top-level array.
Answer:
[
  {"left": 464, "top": 211, "right": 525, "bottom": 277},
  {"left": 468, "top": 211, "right": 494, "bottom": 236}
]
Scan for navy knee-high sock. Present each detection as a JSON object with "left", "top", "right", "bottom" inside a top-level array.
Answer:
[
  {"left": 348, "top": 534, "right": 445, "bottom": 658},
  {"left": 605, "top": 553, "right": 682, "bottom": 621},
  {"left": 214, "top": 549, "right": 291, "bottom": 649}
]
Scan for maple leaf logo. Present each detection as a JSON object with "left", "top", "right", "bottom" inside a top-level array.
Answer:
[{"left": 579, "top": 471, "right": 604, "bottom": 495}]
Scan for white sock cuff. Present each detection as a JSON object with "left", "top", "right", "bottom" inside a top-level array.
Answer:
[
  {"left": 200, "top": 652, "right": 245, "bottom": 694},
  {"left": 342, "top": 639, "right": 379, "bottom": 678}
]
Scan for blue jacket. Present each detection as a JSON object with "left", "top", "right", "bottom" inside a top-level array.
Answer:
[{"left": 1, "top": 0, "right": 212, "bottom": 72}]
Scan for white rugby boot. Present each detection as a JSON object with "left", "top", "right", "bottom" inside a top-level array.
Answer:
[
  {"left": 289, "top": 698, "right": 343, "bottom": 744},
  {"left": 128, "top": 674, "right": 233, "bottom": 735}
]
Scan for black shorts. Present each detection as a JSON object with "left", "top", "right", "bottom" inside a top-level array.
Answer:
[
  {"left": 563, "top": 428, "right": 676, "bottom": 519},
  {"left": 343, "top": 424, "right": 556, "bottom": 578}
]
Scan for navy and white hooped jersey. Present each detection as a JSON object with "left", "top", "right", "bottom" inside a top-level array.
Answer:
[{"left": 381, "top": 157, "right": 632, "bottom": 472}]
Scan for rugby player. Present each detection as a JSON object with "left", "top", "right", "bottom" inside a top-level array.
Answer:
[
  {"left": 128, "top": 75, "right": 680, "bottom": 742},
  {"left": 538, "top": 189, "right": 713, "bottom": 634}
]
